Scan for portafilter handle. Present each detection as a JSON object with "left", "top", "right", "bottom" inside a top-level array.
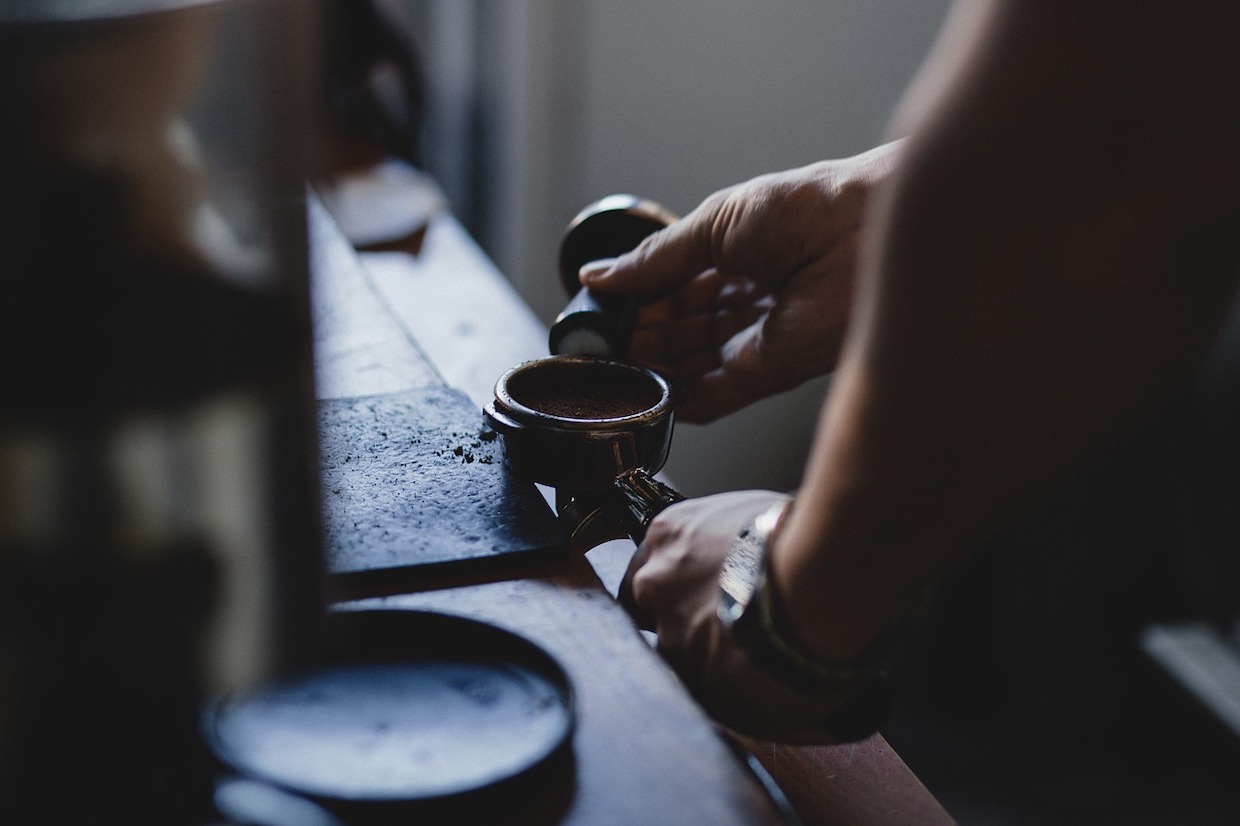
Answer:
[
  {"left": 612, "top": 468, "right": 685, "bottom": 544},
  {"left": 612, "top": 468, "right": 684, "bottom": 631}
]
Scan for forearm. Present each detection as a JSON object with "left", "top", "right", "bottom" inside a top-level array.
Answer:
[{"left": 775, "top": 0, "right": 1240, "bottom": 661}]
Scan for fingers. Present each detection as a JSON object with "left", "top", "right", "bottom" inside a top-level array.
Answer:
[
  {"left": 616, "top": 490, "right": 880, "bottom": 744},
  {"left": 660, "top": 315, "right": 786, "bottom": 422},
  {"left": 630, "top": 302, "right": 760, "bottom": 371},
  {"left": 616, "top": 542, "right": 655, "bottom": 631},
  {"left": 581, "top": 197, "right": 724, "bottom": 297},
  {"left": 616, "top": 267, "right": 770, "bottom": 422},
  {"left": 619, "top": 491, "right": 778, "bottom": 625},
  {"left": 678, "top": 367, "right": 757, "bottom": 423}
]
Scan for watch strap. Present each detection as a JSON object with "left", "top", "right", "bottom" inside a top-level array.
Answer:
[{"left": 719, "top": 500, "right": 911, "bottom": 698}]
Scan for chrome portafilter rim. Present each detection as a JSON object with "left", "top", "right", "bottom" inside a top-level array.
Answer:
[
  {"left": 490, "top": 356, "right": 675, "bottom": 430},
  {"left": 483, "top": 356, "right": 677, "bottom": 492}
]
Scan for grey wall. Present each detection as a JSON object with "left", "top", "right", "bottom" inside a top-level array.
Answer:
[{"left": 410, "top": 0, "right": 953, "bottom": 496}]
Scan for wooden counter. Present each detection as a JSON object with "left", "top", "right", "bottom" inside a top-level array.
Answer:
[{"left": 308, "top": 188, "right": 954, "bottom": 826}]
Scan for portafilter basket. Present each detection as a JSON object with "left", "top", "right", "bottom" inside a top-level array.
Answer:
[{"left": 483, "top": 356, "right": 684, "bottom": 544}]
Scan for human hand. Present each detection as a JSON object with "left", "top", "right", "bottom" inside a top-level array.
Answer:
[
  {"left": 619, "top": 490, "right": 884, "bottom": 744},
  {"left": 581, "top": 142, "right": 900, "bottom": 423}
]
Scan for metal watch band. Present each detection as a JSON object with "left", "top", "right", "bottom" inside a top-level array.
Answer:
[
  {"left": 718, "top": 500, "right": 787, "bottom": 624},
  {"left": 717, "top": 499, "right": 908, "bottom": 697}
]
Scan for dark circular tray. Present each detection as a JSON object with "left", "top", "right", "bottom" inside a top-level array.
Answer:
[{"left": 202, "top": 609, "right": 575, "bottom": 806}]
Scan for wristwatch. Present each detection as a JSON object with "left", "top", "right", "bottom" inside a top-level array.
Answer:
[{"left": 717, "top": 498, "right": 908, "bottom": 739}]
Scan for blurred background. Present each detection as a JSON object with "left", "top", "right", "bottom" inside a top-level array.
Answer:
[{"left": 334, "top": 2, "right": 1240, "bottom": 823}]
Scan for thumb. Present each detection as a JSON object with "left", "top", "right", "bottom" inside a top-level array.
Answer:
[{"left": 580, "top": 210, "right": 716, "bottom": 297}]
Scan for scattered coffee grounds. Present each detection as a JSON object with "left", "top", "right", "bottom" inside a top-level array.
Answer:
[{"left": 507, "top": 361, "right": 662, "bottom": 420}]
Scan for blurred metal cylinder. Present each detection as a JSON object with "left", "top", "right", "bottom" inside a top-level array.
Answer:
[{"left": 0, "top": 1, "right": 324, "bottom": 820}]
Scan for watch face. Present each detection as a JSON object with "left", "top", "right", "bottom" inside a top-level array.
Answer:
[{"left": 719, "top": 530, "right": 765, "bottom": 616}]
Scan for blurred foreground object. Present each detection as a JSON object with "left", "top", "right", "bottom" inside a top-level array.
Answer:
[
  {"left": 323, "top": 0, "right": 424, "bottom": 170},
  {"left": 0, "top": 1, "right": 324, "bottom": 821},
  {"left": 317, "top": 0, "right": 436, "bottom": 255}
]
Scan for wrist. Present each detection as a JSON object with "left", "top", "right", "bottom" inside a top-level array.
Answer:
[
  {"left": 842, "top": 138, "right": 904, "bottom": 188},
  {"left": 766, "top": 497, "right": 925, "bottom": 670},
  {"left": 718, "top": 497, "right": 910, "bottom": 696}
]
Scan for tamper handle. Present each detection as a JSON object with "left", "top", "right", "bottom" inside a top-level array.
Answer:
[
  {"left": 551, "top": 194, "right": 677, "bottom": 357},
  {"left": 548, "top": 286, "right": 638, "bottom": 358},
  {"left": 612, "top": 468, "right": 685, "bottom": 544}
]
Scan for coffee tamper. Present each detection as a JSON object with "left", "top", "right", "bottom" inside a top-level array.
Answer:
[{"left": 548, "top": 194, "right": 677, "bottom": 358}]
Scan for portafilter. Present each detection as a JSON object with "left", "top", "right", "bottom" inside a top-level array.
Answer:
[
  {"left": 483, "top": 356, "right": 685, "bottom": 552},
  {"left": 488, "top": 195, "right": 685, "bottom": 552}
]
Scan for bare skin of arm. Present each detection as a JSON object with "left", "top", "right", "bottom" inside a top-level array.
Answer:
[{"left": 619, "top": 0, "right": 1240, "bottom": 741}]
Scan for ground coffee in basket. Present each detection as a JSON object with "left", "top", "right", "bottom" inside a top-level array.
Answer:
[{"left": 508, "top": 362, "right": 661, "bottom": 420}]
